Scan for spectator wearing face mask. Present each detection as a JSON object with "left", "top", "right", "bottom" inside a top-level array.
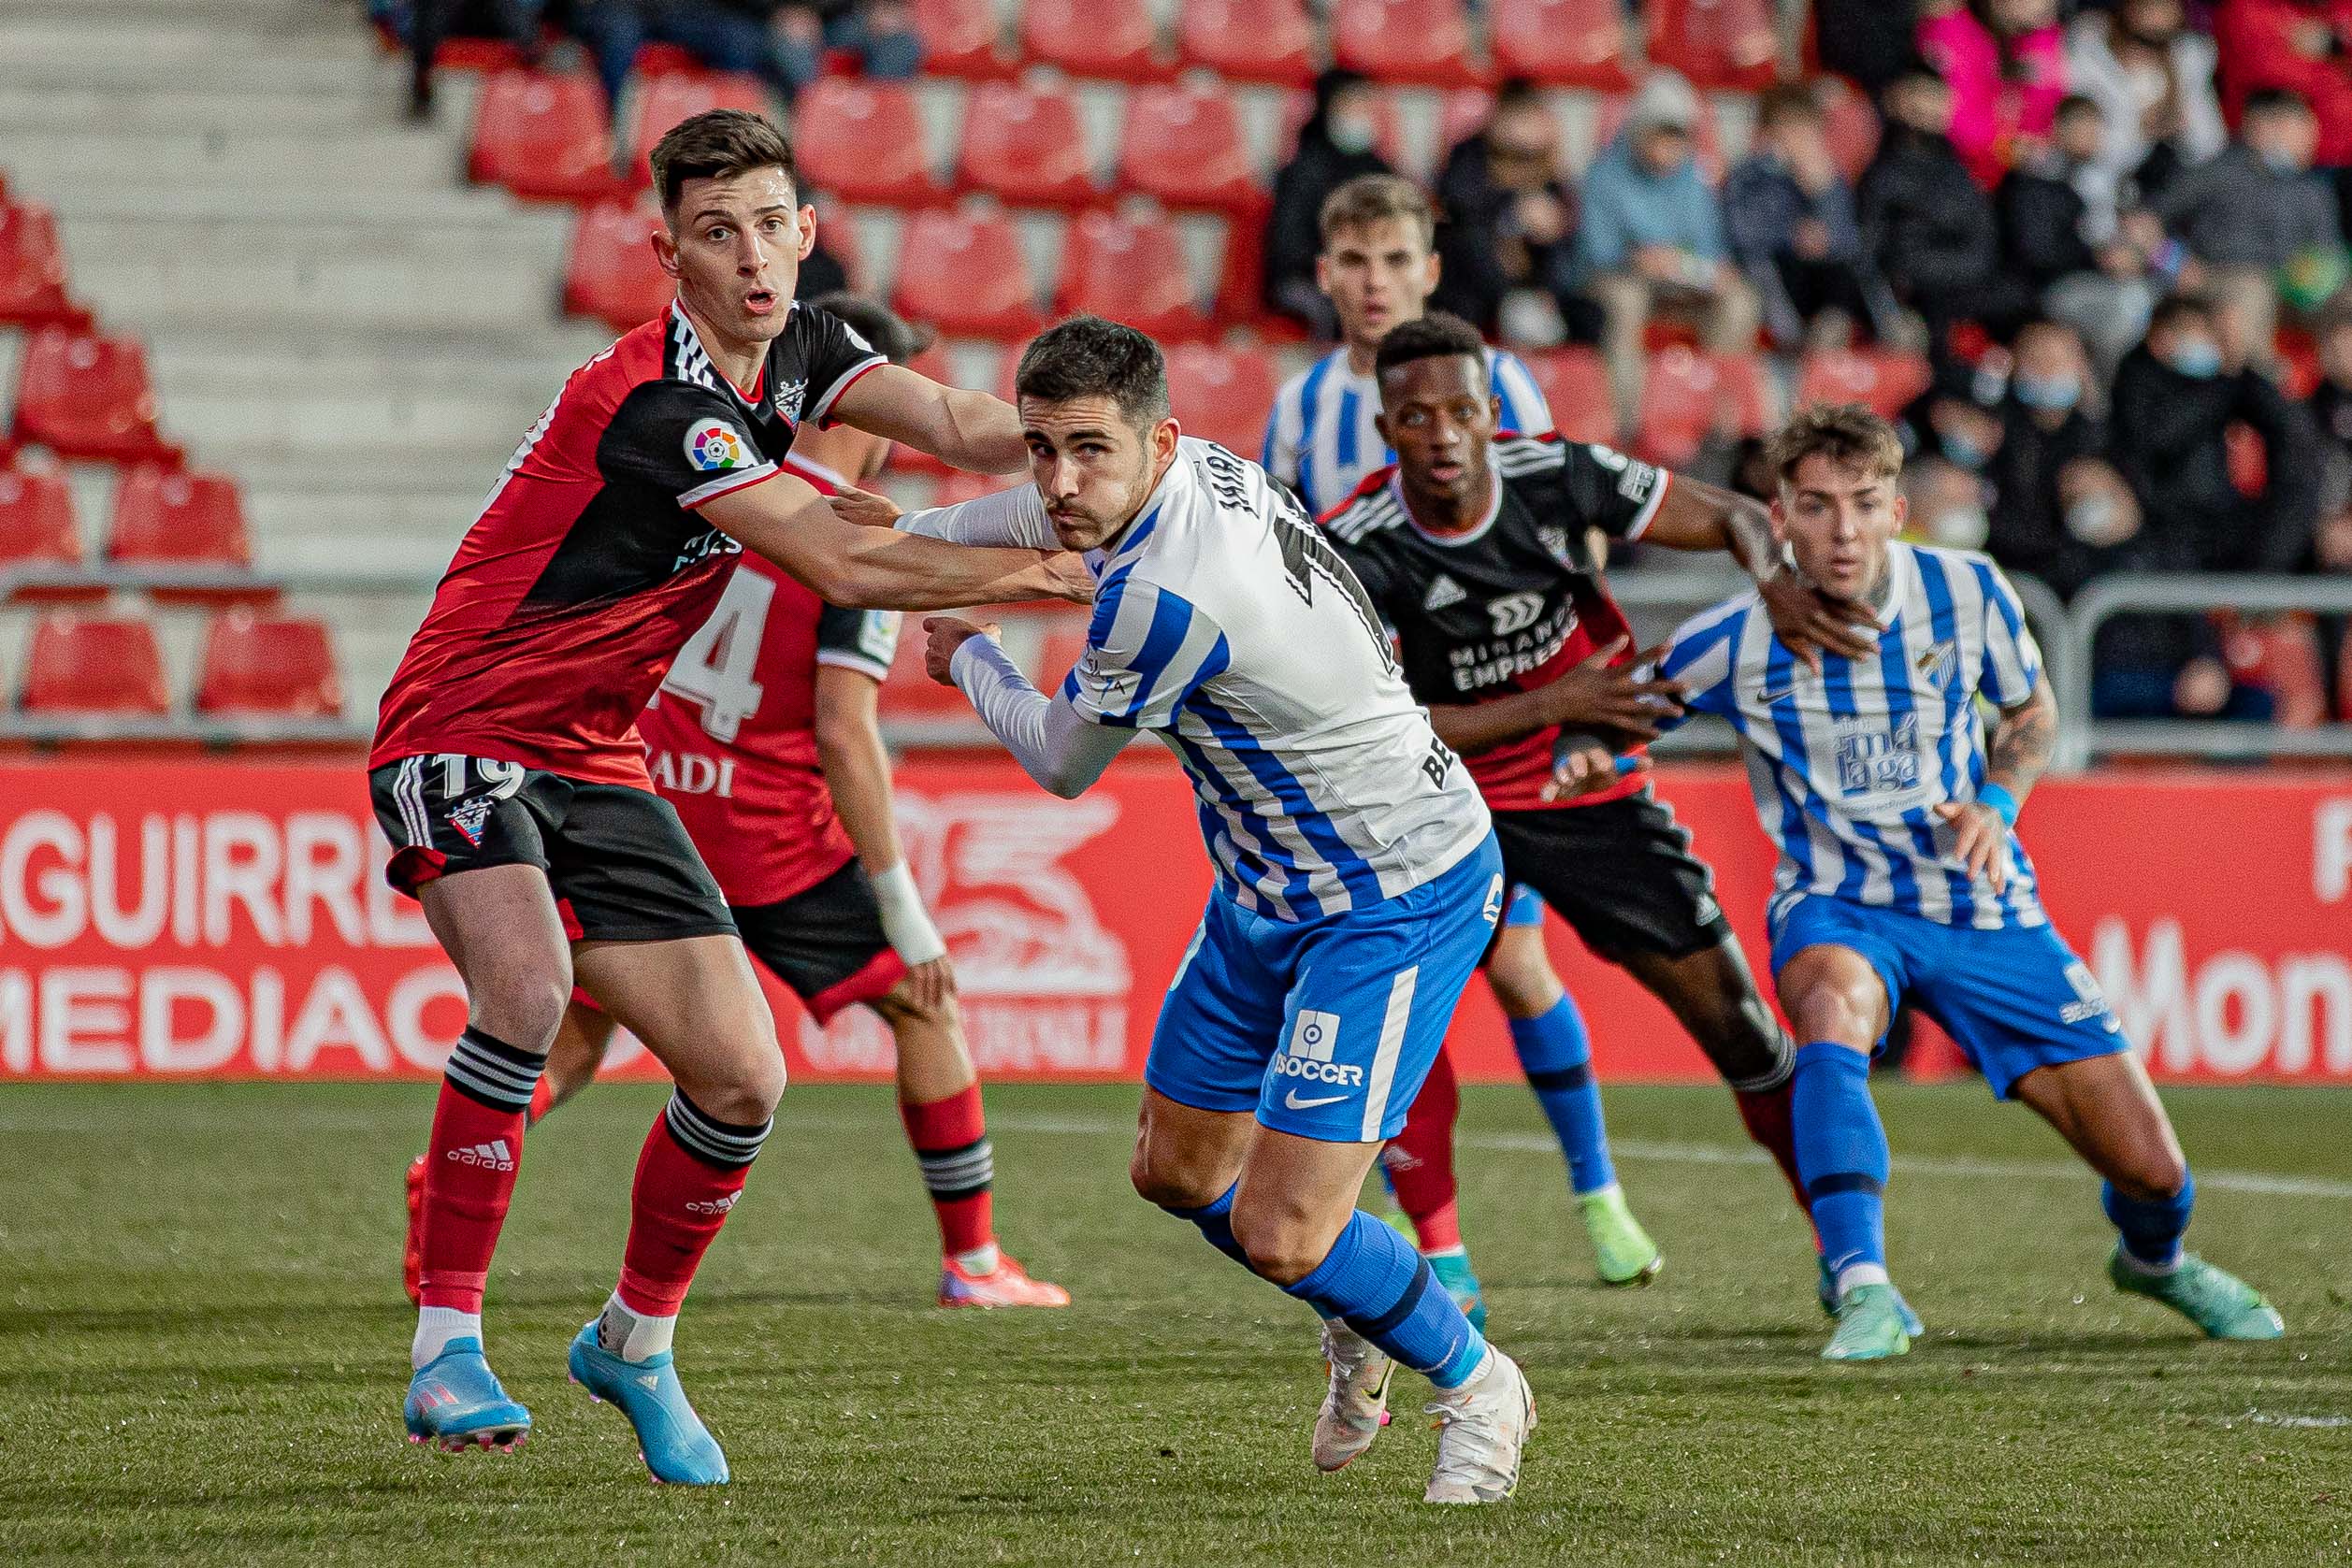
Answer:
[
  {"left": 1724, "top": 83, "right": 1899, "bottom": 349},
  {"left": 2150, "top": 88, "right": 2348, "bottom": 362},
  {"left": 1916, "top": 0, "right": 2070, "bottom": 189},
  {"left": 1860, "top": 61, "right": 2040, "bottom": 347},
  {"left": 1983, "top": 318, "right": 2111, "bottom": 583},
  {"left": 2066, "top": 0, "right": 2227, "bottom": 205},
  {"left": 1431, "top": 79, "right": 1598, "bottom": 344},
  {"left": 1998, "top": 94, "right": 2178, "bottom": 376},
  {"left": 1265, "top": 69, "right": 1396, "bottom": 338},
  {"left": 1576, "top": 69, "right": 1759, "bottom": 425}
]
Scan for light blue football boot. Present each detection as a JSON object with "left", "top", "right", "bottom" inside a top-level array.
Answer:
[
  {"left": 1426, "top": 1250, "right": 1489, "bottom": 1334},
  {"left": 1818, "top": 1258, "right": 1924, "bottom": 1338},
  {"left": 404, "top": 1337, "right": 531, "bottom": 1452},
  {"left": 568, "top": 1320, "right": 730, "bottom": 1485}
]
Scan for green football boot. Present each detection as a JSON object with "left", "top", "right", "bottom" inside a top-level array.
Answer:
[
  {"left": 1425, "top": 1249, "right": 1488, "bottom": 1334},
  {"left": 1818, "top": 1258, "right": 1924, "bottom": 1337},
  {"left": 1822, "top": 1281, "right": 1912, "bottom": 1362},
  {"left": 1577, "top": 1187, "right": 1662, "bottom": 1287},
  {"left": 2107, "top": 1248, "right": 2285, "bottom": 1340}
]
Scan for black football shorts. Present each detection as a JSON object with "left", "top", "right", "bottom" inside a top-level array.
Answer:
[
  {"left": 368, "top": 754, "right": 735, "bottom": 943},
  {"left": 1487, "top": 789, "right": 1733, "bottom": 962},
  {"left": 729, "top": 857, "right": 909, "bottom": 1024}
]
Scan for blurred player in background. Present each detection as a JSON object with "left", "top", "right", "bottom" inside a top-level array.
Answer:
[
  {"left": 402, "top": 295, "right": 1068, "bottom": 1314},
  {"left": 1262, "top": 173, "right": 1642, "bottom": 1320},
  {"left": 1322, "top": 313, "right": 1896, "bottom": 1325},
  {"left": 371, "top": 110, "right": 1084, "bottom": 1482},
  {"left": 916, "top": 317, "right": 1535, "bottom": 1505},
  {"left": 1644, "top": 405, "right": 2284, "bottom": 1359}
]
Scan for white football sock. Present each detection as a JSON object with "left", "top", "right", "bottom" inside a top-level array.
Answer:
[
  {"left": 953, "top": 1243, "right": 1001, "bottom": 1275},
  {"left": 2114, "top": 1245, "right": 2182, "bottom": 1278},
  {"left": 1835, "top": 1262, "right": 1892, "bottom": 1299},
  {"left": 412, "top": 1307, "right": 482, "bottom": 1370},
  {"left": 596, "top": 1292, "right": 676, "bottom": 1362}
]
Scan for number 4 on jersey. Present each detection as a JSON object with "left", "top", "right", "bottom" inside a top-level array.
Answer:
[{"left": 658, "top": 568, "right": 773, "bottom": 741}]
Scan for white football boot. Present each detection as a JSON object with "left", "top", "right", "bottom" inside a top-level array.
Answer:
[
  {"left": 1423, "top": 1347, "right": 1536, "bottom": 1504},
  {"left": 1311, "top": 1319, "right": 1394, "bottom": 1472}
]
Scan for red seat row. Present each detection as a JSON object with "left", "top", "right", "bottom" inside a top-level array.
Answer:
[
  {"left": 0, "top": 196, "right": 88, "bottom": 331},
  {"left": 15, "top": 609, "right": 340, "bottom": 719},
  {"left": 0, "top": 459, "right": 253, "bottom": 591},
  {"left": 908, "top": 0, "right": 1782, "bottom": 92},
  {"left": 469, "top": 68, "right": 773, "bottom": 203},
  {"left": 7, "top": 326, "right": 179, "bottom": 466}
]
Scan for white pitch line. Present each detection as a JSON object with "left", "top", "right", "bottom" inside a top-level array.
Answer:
[{"left": 970, "top": 1112, "right": 2352, "bottom": 1202}]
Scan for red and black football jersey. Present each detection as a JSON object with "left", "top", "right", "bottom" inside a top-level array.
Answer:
[
  {"left": 635, "top": 453, "right": 901, "bottom": 907},
  {"left": 369, "top": 299, "right": 887, "bottom": 788},
  {"left": 1317, "top": 432, "right": 1670, "bottom": 813}
]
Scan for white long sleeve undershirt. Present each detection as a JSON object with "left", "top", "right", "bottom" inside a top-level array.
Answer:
[
  {"left": 896, "top": 483, "right": 1059, "bottom": 549},
  {"left": 949, "top": 635, "right": 1131, "bottom": 798}
]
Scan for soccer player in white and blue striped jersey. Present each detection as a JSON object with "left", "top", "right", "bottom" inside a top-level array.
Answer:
[
  {"left": 906, "top": 317, "right": 1534, "bottom": 1503},
  {"left": 1638, "top": 405, "right": 2283, "bottom": 1359},
  {"left": 1259, "top": 172, "right": 1605, "bottom": 1326}
]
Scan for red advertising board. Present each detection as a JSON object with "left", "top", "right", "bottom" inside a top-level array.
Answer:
[{"left": 0, "top": 758, "right": 2346, "bottom": 1085}]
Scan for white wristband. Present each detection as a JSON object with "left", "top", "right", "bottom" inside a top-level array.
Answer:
[{"left": 871, "top": 862, "right": 946, "bottom": 968}]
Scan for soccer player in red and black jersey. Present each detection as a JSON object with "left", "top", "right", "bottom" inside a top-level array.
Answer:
[
  {"left": 368, "top": 111, "right": 1088, "bottom": 1482},
  {"left": 1317, "top": 313, "right": 1883, "bottom": 1307},
  {"left": 415, "top": 295, "right": 1069, "bottom": 1312}
]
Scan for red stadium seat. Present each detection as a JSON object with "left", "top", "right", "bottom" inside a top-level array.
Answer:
[
  {"left": 1647, "top": 0, "right": 1781, "bottom": 92},
  {"left": 1117, "top": 83, "right": 1264, "bottom": 215},
  {"left": 792, "top": 79, "right": 942, "bottom": 207},
  {"left": 1523, "top": 347, "right": 1619, "bottom": 445},
  {"left": 0, "top": 458, "right": 95, "bottom": 601},
  {"left": 912, "top": 0, "right": 1015, "bottom": 79},
  {"left": 1492, "top": 0, "right": 1638, "bottom": 90},
  {"left": 1794, "top": 346, "right": 1932, "bottom": 419},
  {"left": 10, "top": 327, "right": 177, "bottom": 465},
  {"left": 468, "top": 69, "right": 618, "bottom": 203},
  {"left": 1593, "top": 87, "right": 1725, "bottom": 180},
  {"left": 1176, "top": 0, "right": 1314, "bottom": 86},
  {"left": 2219, "top": 611, "right": 2329, "bottom": 728},
  {"left": 1021, "top": 0, "right": 1169, "bottom": 82},
  {"left": 1436, "top": 89, "right": 1499, "bottom": 162},
  {"left": 195, "top": 610, "right": 343, "bottom": 719},
  {"left": 17, "top": 611, "right": 169, "bottom": 717},
  {"left": 956, "top": 79, "right": 1099, "bottom": 208},
  {"left": 1632, "top": 347, "right": 1769, "bottom": 468},
  {"left": 108, "top": 465, "right": 262, "bottom": 603},
  {"left": 1163, "top": 341, "right": 1277, "bottom": 455},
  {"left": 891, "top": 207, "right": 1042, "bottom": 340},
  {"left": 627, "top": 72, "right": 772, "bottom": 187},
  {"left": 1054, "top": 209, "right": 1210, "bottom": 343},
  {"left": 0, "top": 200, "right": 85, "bottom": 329},
  {"left": 1333, "top": 0, "right": 1488, "bottom": 90},
  {"left": 563, "top": 201, "right": 671, "bottom": 334}
]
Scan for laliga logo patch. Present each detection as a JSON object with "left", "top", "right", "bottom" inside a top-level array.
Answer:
[
  {"left": 446, "top": 797, "right": 492, "bottom": 847},
  {"left": 685, "top": 418, "right": 749, "bottom": 472}
]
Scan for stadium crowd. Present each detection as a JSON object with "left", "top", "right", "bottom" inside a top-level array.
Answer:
[{"left": 333, "top": 2, "right": 2352, "bottom": 725}]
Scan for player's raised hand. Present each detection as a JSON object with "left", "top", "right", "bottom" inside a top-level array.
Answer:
[
  {"left": 1932, "top": 799, "right": 2008, "bottom": 892},
  {"left": 1541, "top": 734, "right": 1649, "bottom": 802},
  {"left": 1538, "top": 637, "right": 1686, "bottom": 741},
  {"left": 829, "top": 484, "right": 903, "bottom": 529},
  {"left": 1759, "top": 571, "right": 1881, "bottom": 671},
  {"left": 902, "top": 955, "right": 957, "bottom": 1013},
  {"left": 922, "top": 616, "right": 999, "bottom": 684}
]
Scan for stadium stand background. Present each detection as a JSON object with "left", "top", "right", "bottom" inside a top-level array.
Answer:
[{"left": 4, "top": 0, "right": 2350, "bottom": 753}]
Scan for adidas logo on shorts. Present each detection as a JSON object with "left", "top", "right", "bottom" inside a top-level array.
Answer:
[
  {"left": 447, "top": 1139, "right": 515, "bottom": 1172},
  {"left": 1272, "top": 1010, "right": 1363, "bottom": 1087}
]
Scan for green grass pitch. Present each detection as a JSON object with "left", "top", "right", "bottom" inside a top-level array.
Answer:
[{"left": 2, "top": 1080, "right": 2347, "bottom": 1566}]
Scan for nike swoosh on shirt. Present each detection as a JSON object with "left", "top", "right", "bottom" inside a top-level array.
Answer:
[{"left": 1284, "top": 1090, "right": 1348, "bottom": 1111}]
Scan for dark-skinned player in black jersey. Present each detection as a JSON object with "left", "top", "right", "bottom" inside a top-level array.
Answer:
[{"left": 1317, "top": 312, "right": 1900, "bottom": 1321}]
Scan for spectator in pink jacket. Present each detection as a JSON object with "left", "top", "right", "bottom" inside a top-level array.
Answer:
[{"left": 1917, "top": 0, "right": 2070, "bottom": 188}]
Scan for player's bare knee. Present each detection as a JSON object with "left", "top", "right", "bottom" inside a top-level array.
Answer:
[
  {"left": 469, "top": 973, "right": 569, "bottom": 1055},
  {"left": 1130, "top": 1143, "right": 1219, "bottom": 1212},
  {"left": 1227, "top": 1200, "right": 1326, "bottom": 1287},
  {"left": 1785, "top": 976, "right": 1879, "bottom": 1051},
  {"left": 2107, "top": 1139, "right": 2188, "bottom": 1201},
  {"left": 1484, "top": 947, "right": 1561, "bottom": 1018}
]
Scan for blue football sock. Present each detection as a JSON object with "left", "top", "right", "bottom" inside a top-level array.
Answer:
[
  {"left": 1510, "top": 994, "right": 1614, "bottom": 1195},
  {"left": 1791, "top": 1042, "right": 1890, "bottom": 1290},
  {"left": 1285, "top": 1210, "right": 1488, "bottom": 1388},
  {"left": 2102, "top": 1172, "right": 2194, "bottom": 1269},
  {"left": 1162, "top": 1182, "right": 1251, "bottom": 1271}
]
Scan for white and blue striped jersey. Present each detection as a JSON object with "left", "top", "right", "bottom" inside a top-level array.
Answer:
[
  {"left": 1263, "top": 344, "right": 1553, "bottom": 518},
  {"left": 1062, "top": 437, "right": 1492, "bottom": 921},
  {"left": 1656, "top": 541, "right": 2047, "bottom": 929}
]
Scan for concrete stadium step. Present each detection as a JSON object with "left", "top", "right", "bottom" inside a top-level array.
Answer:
[
  {"left": 0, "top": 79, "right": 480, "bottom": 136},
  {"left": 246, "top": 493, "right": 477, "bottom": 578},
  {"left": 64, "top": 253, "right": 563, "bottom": 336},
  {"left": 55, "top": 205, "right": 570, "bottom": 274},
  {"left": 6, "top": 128, "right": 469, "bottom": 193}
]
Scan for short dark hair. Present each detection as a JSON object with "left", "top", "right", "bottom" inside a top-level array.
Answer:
[
  {"left": 1765, "top": 404, "right": 1904, "bottom": 486},
  {"left": 809, "top": 292, "right": 931, "bottom": 366},
  {"left": 1014, "top": 315, "right": 1171, "bottom": 428},
  {"left": 650, "top": 108, "right": 797, "bottom": 213},
  {"left": 1756, "top": 83, "right": 1821, "bottom": 130},
  {"left": 1373, "top": 311, "right": 1486, "bottom": 381},
  {"left": 2150, "top": 291, "right": 2216, "bottom": 334},
  {"left": 2055, "top": 93, "right": 2102, "bottom": 123},
  {"left": 2245, "top": 86, "right": 2313, "bottom": 120}
]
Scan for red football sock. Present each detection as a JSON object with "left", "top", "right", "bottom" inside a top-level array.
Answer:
[
  {"left": 418, "top": 1028, "right": 543, "bottom": 1313},
  {"left": 1735, "top": 1081, "right": 1815, "bottom": 1224},
  {"left": 525, "top": 1076, "right": 555, "bottom": 1126},
  {"left": 1387, "top": 1047, "right": 1464, "bottom": 1253},
  {"left": 900, "top": 1084, "right": 995, "bottom": 1259},
  {"left": 616, "top": 1093, "right": 770, "bottom": 1317}
]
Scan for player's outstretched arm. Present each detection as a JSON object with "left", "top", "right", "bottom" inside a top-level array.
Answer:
[
  {"left": 814, "top": 664, "right": 952, "bottom": 1009},
  {"left": 830, "top": 362, "right": 1028, "bottom": 476},
  {"left": 704, "top": 470, "right": 1089, "bottom": 611},
  {"left": 1638, "top": 475, "right": 1880, "bottom": 668},
  {"left": 892, "top": 481, "right": 1059, "bottom": 549},
  {"left": 1933, "top": 679, "right": 2058, "bottom": 893},
  {"left": 921, "top": 617, "right": 1132, "bottom": 798}
]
